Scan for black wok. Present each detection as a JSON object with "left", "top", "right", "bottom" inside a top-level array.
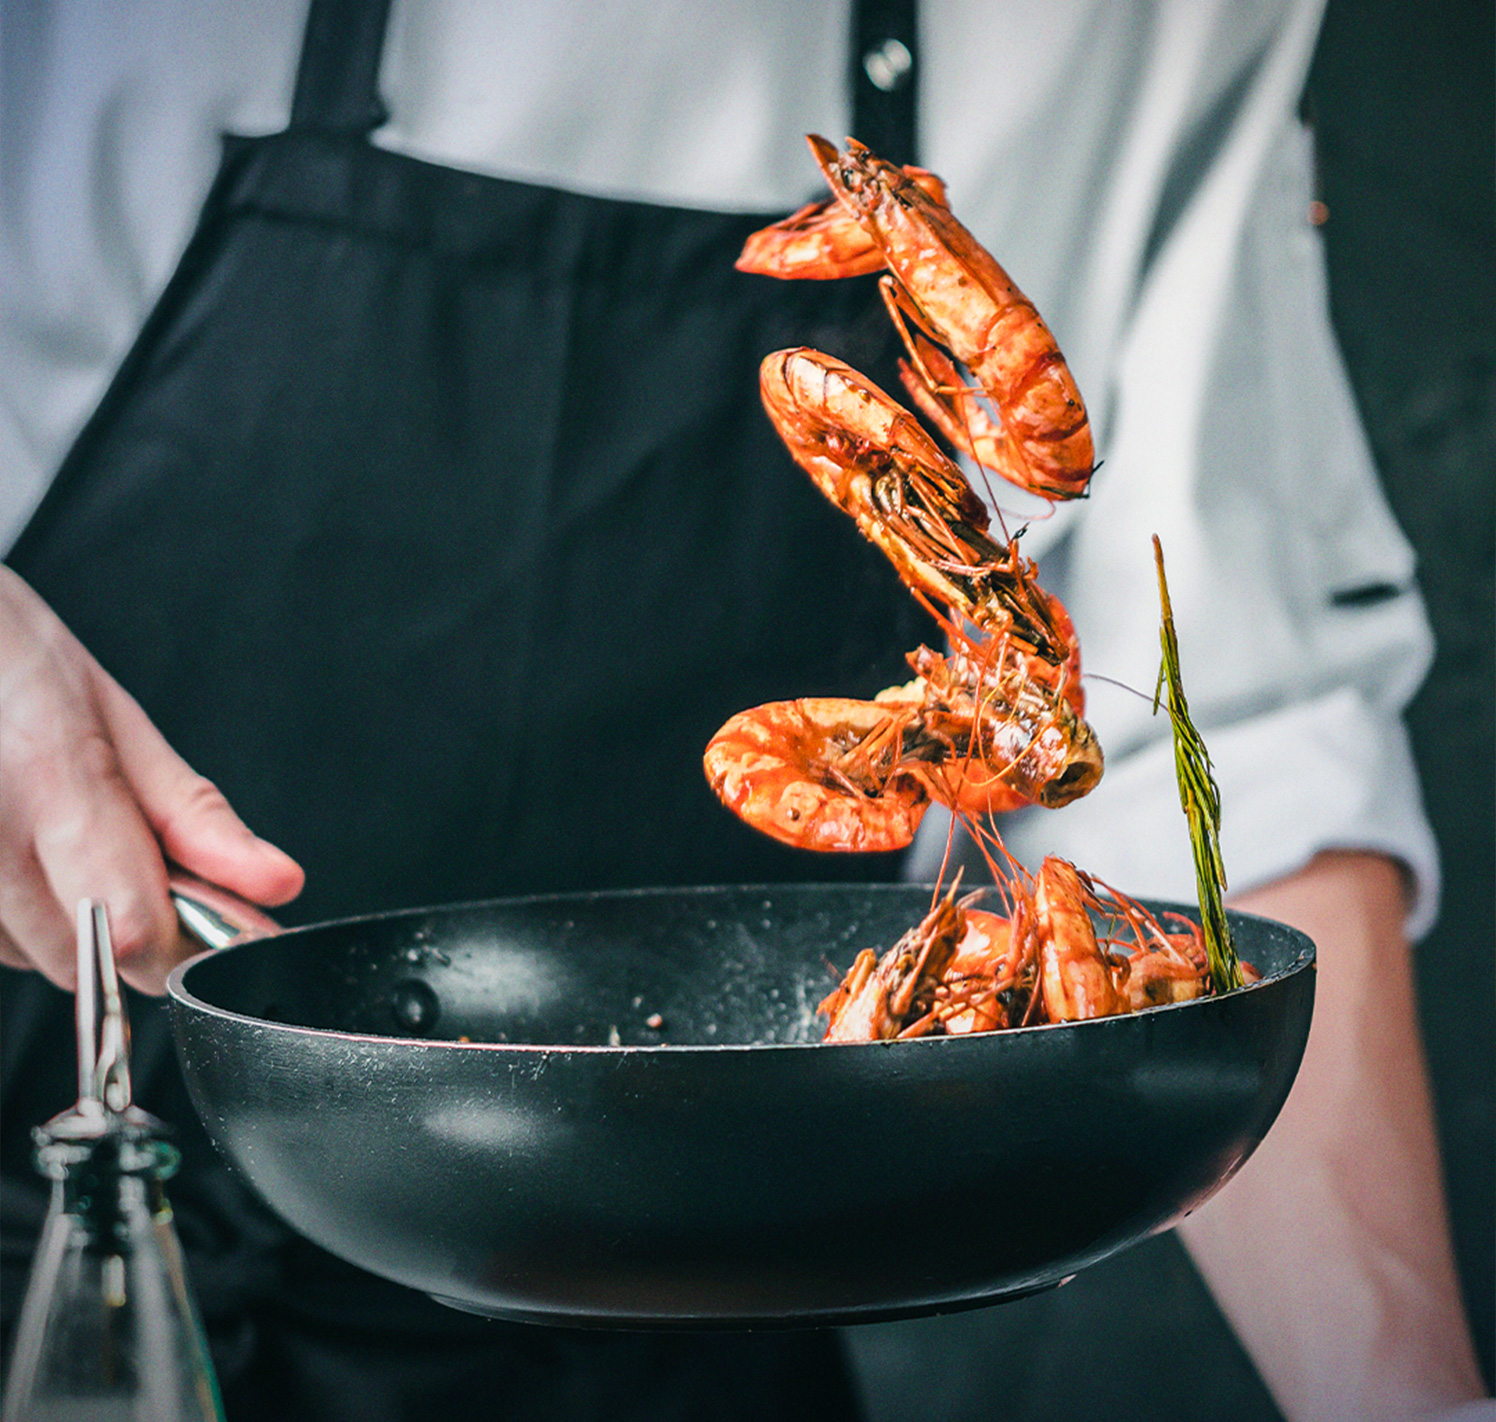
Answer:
[{"left": 166, "top": 883, "right": 1314, "bottom": 1328}]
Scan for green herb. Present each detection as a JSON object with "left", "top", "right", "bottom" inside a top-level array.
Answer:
[{"left": 1151, "top": 535, "right": 1242, "bottom": 993}]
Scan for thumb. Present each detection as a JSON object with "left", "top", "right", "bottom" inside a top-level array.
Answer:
[{"left": 94, "top": 667, "right": 305, "bottom": 908}]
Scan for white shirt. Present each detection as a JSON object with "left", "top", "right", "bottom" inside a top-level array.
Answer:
[{"left": 0, "top": 0, "right": 1440, "bottom": 933}]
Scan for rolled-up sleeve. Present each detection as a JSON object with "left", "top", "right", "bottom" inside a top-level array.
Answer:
[{"left": 927, "top": 1, "right": 1441, "bottom": 939}]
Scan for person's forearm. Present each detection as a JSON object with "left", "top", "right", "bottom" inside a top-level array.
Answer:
[{"left": 1178, "top": 850, "right": 1487, "bottom": 1420}]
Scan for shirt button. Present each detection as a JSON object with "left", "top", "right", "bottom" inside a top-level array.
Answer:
[{"left": 863, "top": 38, "right": 913, "bottom": 92}]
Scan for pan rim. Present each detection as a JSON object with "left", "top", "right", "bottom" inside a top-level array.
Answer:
[{"left": 165, "top": 881, "right": 1315, "bottom": 1053}]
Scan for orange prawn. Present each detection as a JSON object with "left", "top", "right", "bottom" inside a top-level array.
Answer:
[
  {"left": 1032, "top": 856, "right": 1128, "bottom": 1021},
  {"left": 710, "top": 135, "right": 1245, "bottom": 1043},
  {"left": 705, "top": 350, "right": 1102, "bottom": 851},
  {"left": 702, "top": 644, "right": 1102, "bottom": 854},
  {"left": 758, "top": 347, "right": 1078, "bottom": 665},
  {"left": 909, "top": 644, "right": 1100, "bottom": 814},
  {"left": 702, "top": 695, "right": 930, "bottom": 854},
  {"left": 748, "top": 136, "right": 1096, "bottom": 502},
  {"left": 934, "top": 908, "right": 1023, "bottom": 1034},
  {"left": 813, "top": 851, "right": 1240, "bottom": 1042},
  {"left": 736, "top": 165, "right": 949, "bottom": 280},
  {"left": 707, "top": 136, "right": 1103, "bottom": 861},
  {"left": 818, "top": 882, "right": 967, "bottom": 1040}
]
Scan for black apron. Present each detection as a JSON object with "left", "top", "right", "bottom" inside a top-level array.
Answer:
[{"left": 1, "top": 2, "right": 927, "bottom": 1417}]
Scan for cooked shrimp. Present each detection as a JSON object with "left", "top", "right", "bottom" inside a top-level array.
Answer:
[
  {"left": 814, "top": 852, "right": 1237, "bottom": 1041},
  {"left": 909, "top": 644, "right": 1102, "bottom": 813},
  {"left": 702, "top": 696, "right": 930, "bottom": 853},
  {"left": 1124, "top": 944, "right": 1208, "bottom": 1010},
  {"left": 1033, "top": 856, "right": 1127, "bottom": 1021},
  {"left": 819, "top": 883, "right": 967, "bottom": 1040},
  {"left": 938, "top": 908, "right": 1021, "bottom": 1033},
  {"left": 736, "top": 166, "right": 949, "bottom": 280},
  {"left": 708, "top": 138, "right": 1106, "bottom": 864},
  {"left": 759, "top": 347, "right": 1076, "bottom": 667},
  {"left": 703, "top": 639, "right": 1102, "bottom": 852},
  {"left": 799, "top": 135, "right": 1095, "bottom": 501}
]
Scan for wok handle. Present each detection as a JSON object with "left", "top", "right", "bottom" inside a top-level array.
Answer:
[{"left": 169, "top": 870, "right": 284, "bottom": 952}]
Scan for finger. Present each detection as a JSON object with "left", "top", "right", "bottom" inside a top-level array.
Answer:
[
  {"left": 2, "top": 669, "right": 179, "bottom": 992},
  {"left": 0, "top": 927, "right": 34, "bottom": 972},
  {"left": 18, "top": 785, "right": 176, "bottom": 996},
  {"left": 0, "top": 571, "right": 205, "bottom": 991},
  {"left": 92, "top": 669, "right": 305, "bottom": 909},
  {"left": 23, "top": 729, "right": 182, "bottom": 995},
  {"left": 0, "top": 844, "right": 76, "bottom": 989}
]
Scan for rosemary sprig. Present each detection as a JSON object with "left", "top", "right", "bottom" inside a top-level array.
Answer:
[{"left": 1151, "top": 535, "right": 1242, "bottom": 993}]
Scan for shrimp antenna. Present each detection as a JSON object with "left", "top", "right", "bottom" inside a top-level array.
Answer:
[{"left": 1151, "top": 536, "right": 1242, "bottom": 993}]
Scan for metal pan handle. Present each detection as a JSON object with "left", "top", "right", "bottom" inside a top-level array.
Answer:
[{"left": 169, "top": 871, "right": 284, "bottom": 953}]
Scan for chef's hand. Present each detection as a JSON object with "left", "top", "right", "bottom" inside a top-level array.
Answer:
[{"left": 0, "top": 564, "right": 303, "bottom": 994}]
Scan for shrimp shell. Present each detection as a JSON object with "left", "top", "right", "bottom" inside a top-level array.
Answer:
[
  {"left": 736, "top": 166, "right": 950, "bottom": 280},
  {"left": 1034, "top": 857, "right": 1128, "bottom": 1021},
  {"left": 702, "top": 697, "right": 931, "bottom": 853},
  {"left": 807, "top": 134, "right": 1095, "bottom": 501},
  {"left": 759, "top": 347, "right": 1073, "bottom": 666}
]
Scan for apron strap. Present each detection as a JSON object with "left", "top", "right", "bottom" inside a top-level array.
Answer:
[
  {"left": 290, "top": 0, "right": 394, "bottom": 134},
  {"left": 850, "top": 0, "right": 920, "bottom": 166}
]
